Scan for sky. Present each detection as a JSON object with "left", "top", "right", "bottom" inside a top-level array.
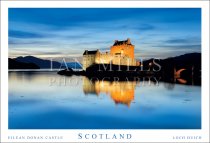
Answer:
[{"left": 9, "top": 8, "right": 201, "bottom": 60}]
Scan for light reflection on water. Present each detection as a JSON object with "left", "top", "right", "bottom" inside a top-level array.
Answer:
[
  {"left": 9, "top": 72, "right": 201, "bottom": 129},
  {"left": 83, "top": 77, "right": 135, "bottom": 107}
]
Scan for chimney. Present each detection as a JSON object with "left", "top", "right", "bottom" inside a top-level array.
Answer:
[{"left": 127, "top": 38, "right": 131, "bottom": 44}]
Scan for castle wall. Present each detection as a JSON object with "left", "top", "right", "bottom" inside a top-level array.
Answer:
[
  {"left": 83, "top": 53, "right": 98, "bottom": 70},
  {"left": 95, "top": 52, "right": 112, "bottom": 64},
  {"left": 95, "top": 53, "right": 137, "bottom": 66},
  {"left": 111, "top": 55, "right": 137, "bottom": 66},
  {"left": 110, "top": 45, "right": 135, "bottom": 59}
]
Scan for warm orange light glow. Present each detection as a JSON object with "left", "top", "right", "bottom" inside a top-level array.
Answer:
[
  {"left": 110, "top": 45, "right": 134, "bottom": 59},
  {"left": 95, "top": 81, "right": 135, "bottom": 107},
  {"left": 83, "top": 38, "right": 138, "bottom": 70},
  {"left": 83, "top": 77, "right": 136, "bottom": 107}
]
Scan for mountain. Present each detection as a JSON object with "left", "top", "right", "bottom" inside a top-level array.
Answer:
[
  {"left": 14, "top": 56, "right": 61, "bottom": 69},
  {"left": 10, "top": 53, "right": 200, "bottom": 71},
  {"left": 66, "top": 62, "right": 82, "bottom": 69},
  {"left": 141, "top": 53, "right": 201, "bottom": 85},
  {"left": 164, "top": 52, "right": 201, "bottom": 67},
  {"left": 143, "top": 52, "right": 201, "bottom": 70},
  {"left": 9, "top": 58, "right": 40, "bottom": 69}
]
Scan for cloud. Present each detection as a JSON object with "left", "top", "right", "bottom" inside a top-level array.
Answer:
[
  {"left": 165, "top": 37, "right": 201, "bottom": 44},
  {"left": 135, "top": 24, "right": 156, "bottom": 31},
  {"left": 9, "top": 30, "right": 44, "bottom": 39},
  {"left": 8, "top": 8, "right": 201, "bottom": 59},
  {"left": 165, "top": 38, "right": 190, "bottom": 44},
  {"left": 152, "top": 44, "right": 201, "bottom": 50}
]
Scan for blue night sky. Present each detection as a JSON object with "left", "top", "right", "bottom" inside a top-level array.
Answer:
[{"left": 9, "top": 8, "right": 201, "bottom": 59}]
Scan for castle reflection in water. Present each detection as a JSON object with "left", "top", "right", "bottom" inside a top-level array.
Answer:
[{"left": 83, "top": 77, "right": 136, "bottom": 107}]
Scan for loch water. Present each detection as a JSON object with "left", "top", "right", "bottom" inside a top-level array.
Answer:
[{"left": 9, "top": 71, "right": 201, "bottom": 129}]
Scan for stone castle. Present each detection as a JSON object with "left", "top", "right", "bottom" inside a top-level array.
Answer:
[{"left": 83, "top": 38, "right": 139, "bottom": 70}]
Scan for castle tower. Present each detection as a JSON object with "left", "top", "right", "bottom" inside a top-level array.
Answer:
[{"left": 110, "top": 38, "right": 135, "bottom": 59}]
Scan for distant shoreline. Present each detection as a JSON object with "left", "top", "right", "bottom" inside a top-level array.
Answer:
[{"left": 8, "top": 69, "right": 82, "bottom": 72}]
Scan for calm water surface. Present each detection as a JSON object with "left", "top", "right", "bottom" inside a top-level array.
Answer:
[{"left": 9, "top": 72, "right": 201, "bottom": 129}]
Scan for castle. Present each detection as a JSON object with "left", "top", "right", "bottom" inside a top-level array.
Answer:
[{"left": 83, "top": 38, "right": 139, "bottom": 70}]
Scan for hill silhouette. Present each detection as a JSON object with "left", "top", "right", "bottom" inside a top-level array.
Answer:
[
  {"left": 9, "top": 58, "right": 40, "bottom": 69},
  {"left": 57, "top": 53, "right": 201, "bottom": 85},
  {"left": 14, "top": 56, "right": 61, "bottom": 69}
]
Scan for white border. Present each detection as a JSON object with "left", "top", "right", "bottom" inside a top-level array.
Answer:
[{"left": 1, "top": 1, "right": 209, "bottom": 142}]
